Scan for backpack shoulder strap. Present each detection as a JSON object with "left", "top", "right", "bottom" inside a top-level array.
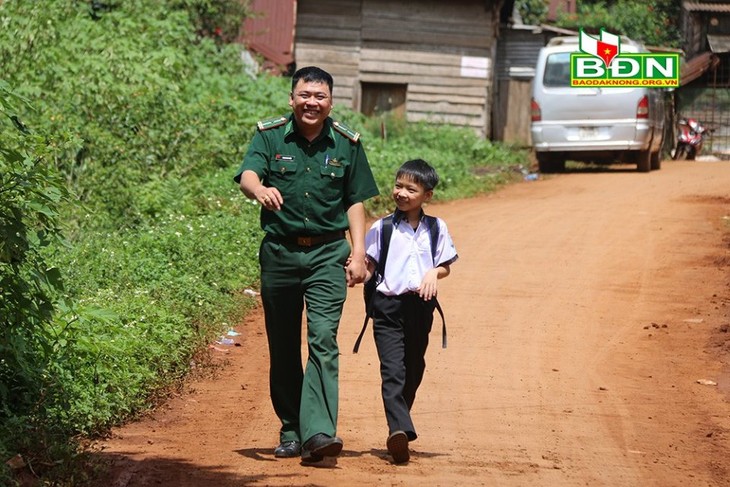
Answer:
[
  {"left": 378, "top": 214, "right": 394, "bottom": 277},
  {"left": 353, "top": 214, "right": 394, "bottom": 353},
  {"left": 424, "top": 215, "right": 439, "bottom": 265},
  {"left": 424, "top": 214, "right": 448, "bottom": 348}
]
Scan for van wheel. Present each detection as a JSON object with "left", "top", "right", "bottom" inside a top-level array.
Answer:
[
  {"left": 537, "top": 154, "right": 565, "bottom": 173},
  {"left": 637, "top": 150, "right": 651, "bottom": 172},
  {"left": 650, "top": 151, "right": 661, "bottom": 171}
]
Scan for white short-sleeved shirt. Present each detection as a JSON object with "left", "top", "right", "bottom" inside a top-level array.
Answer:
[{"left": 365, "top": 211, "right": 458, "bottom": 296}]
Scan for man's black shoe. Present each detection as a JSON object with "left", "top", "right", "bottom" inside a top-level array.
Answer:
[
  {"left": 301, "top": 433, "right": 343, "bottom": 462},
  {"left": 274, "top": 440, "right": 301, "bottom": 458}
]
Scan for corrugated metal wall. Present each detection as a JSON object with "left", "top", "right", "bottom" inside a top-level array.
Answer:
[
  {"left": 241, "top": 0, "right": 296, "bottom": 71},
  {"left": 495, "top": 28, "right": 543, "bottom": 80},
  {"left": 493, "top": 28, "right": 545, "bottom": 144}
]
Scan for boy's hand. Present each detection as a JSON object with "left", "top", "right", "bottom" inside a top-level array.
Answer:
[
  {"left": 417, "top": 268, "right": 439, "bottom": 300},
  {"left": 346, "top": 256, "right": 376, "bottom": 286},
  {"left": 345, "top": 257, "right": 368, "bottom": 287}
]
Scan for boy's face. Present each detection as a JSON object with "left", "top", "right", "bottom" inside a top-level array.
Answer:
[{"left": 392, "top": 175, "right": 432, "bottom": 213}]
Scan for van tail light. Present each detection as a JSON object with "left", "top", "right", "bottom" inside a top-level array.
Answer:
[
  {"left": 636, "top": 95, "right": 649, "bottom": 119},
  {"left": 531, "top": 98, "right": 542, "bottom": 122}
]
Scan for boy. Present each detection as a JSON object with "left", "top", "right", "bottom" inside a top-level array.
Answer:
[{"left": 364, "top": 159, "right": 458, "bottom": 464}]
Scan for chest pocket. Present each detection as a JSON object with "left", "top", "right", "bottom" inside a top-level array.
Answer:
[
  {"left": 319, "top": 158, "right": 348, "bottom": 197},
  {"left": 414, "top": 232, "right": 432, "bottom": 258},
  {"left": 269, "top": 159, "right": 298, "bottom": 190},
  {"left": 320, "top": 160, "right": 346, "bottom": 179}
]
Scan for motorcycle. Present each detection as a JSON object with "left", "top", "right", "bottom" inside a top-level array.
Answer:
[{"left": 672, "top": 117, "right": 709, "bottom": 160}]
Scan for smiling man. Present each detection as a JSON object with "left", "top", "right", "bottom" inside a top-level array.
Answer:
[{"left": 234, "top": 66, "right": 379, "bottom": 463}]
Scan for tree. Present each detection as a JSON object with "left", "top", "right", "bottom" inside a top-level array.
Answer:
[
  {"left": 515, "top": 0, "right": 549, "bottom": 26},
  {"left": 518, "top": 0, "right": 683, "bottom": 48}
]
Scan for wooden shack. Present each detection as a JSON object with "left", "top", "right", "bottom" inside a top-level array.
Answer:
[{"left": 294, "top": 0, "right": 504, "bottom": 138}]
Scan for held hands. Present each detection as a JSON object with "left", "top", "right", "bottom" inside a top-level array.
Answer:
[
  {"left": 255, "top": 186, "right": 282, "bottom": 211},
  {"left": 345, "top": 255, "right": 368, "bottom": 287},
  {"left": 417, "top": 268, "right": 440, "bottom": 301}
]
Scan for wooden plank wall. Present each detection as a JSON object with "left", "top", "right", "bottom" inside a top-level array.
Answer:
[
  {"left": 295, "top": 0, "right": 362, "bottom": 108},
  {"left": 359, "top": 49, "right": 491, "bottom": 134},
  {"left": 295, "top": 42, "right": 361, "bottom": 107},
  {"left": 493, "top": 79, "right": 532, "bottom": 146},
  {"left": 295, "top": 0, "right": 499, "bottom": 137},
  {"left": 361, "top": 0, "right": 494, "bottom": 52}
]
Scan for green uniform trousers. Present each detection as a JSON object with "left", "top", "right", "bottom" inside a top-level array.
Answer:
[{"left": 259, "top": 235, "right": 351, "bottom": 444}]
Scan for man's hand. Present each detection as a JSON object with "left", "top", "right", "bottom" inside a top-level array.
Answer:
[
  {"left": 345, "top": 202, "right": 367, "bottom": 287},
  {"left": 345, "top": 257, "right": 368, "bottom": 287},
  {"left": 240, "top": 170, "right": 283, "bottom": 211},
  {"left": 254, "top": 186, "right": 283, "bottom": 211}
]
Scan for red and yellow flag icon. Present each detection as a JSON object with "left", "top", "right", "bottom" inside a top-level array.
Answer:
[{"left": 579, "top": 29, "right": 620, "bottom": 67}]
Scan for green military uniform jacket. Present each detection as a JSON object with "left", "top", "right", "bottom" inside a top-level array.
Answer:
[{"left": 234, "top": 115, "right": 379, "bottom": 237}]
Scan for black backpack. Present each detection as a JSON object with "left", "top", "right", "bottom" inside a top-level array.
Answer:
[{"left": 353, "top": 213, "right": 447, "bottom": 353}]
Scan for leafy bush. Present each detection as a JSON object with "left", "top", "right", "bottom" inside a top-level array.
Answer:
[
  {"left": 516, "top": 0, "right": 549, "bottom": 25},
  {"left": 554, "top": 0, "right": 682, "bottom": 48},
  {"left": 174, "top": 0, "right": 252, "bottom": 43},
  {"left": 0, "top": 1, "right": 270, "bottom": 481},
  {"left": 0, "top": 0, "right": 289, "bottom": 232},
  {"left": 0, "top": 80, "right": 78, "bottom": 484}
]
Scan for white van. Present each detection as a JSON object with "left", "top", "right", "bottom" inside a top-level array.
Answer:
[{"left": 530, "top": 36, "right": 666, "bottom": 172}]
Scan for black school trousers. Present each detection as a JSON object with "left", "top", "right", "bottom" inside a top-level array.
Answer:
[{"left": 371, "top": 291, "right": 436, "bottom": 442}]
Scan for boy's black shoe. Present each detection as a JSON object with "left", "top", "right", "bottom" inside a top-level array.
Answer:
[
  {"left": 301, "top": 433, "right": 343, "bottom": 462},
  {"left": 386, "top": 431, "right": 410, "bottom": 464},
  {"left": 274, "top": 440, "right": 301, "bottom": 458}
]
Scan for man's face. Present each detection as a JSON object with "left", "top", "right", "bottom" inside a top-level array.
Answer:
[{"left": 289, "top": 79, "right": 332, "bottom": 130}]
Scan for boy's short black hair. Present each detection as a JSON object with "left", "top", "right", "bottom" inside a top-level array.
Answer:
[
  {"left": 396, "top": 159, "right": 439, "bottom": 191},
  {"left": 291, "top": 66, "right": 334, "bottom": 94}
]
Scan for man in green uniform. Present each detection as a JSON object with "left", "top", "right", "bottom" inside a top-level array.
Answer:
[{"left": 234, "top": 66, "right": 379, "bottom": 462}]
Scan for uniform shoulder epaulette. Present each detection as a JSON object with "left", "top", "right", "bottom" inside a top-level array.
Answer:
[
  {"left": 257, "top": 116, "right": 287, "bottom": 131},
  {"left": 332, "top": 120, "right": 361, "bottom": 143}
]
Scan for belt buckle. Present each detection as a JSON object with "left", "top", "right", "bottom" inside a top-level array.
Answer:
[{"left": 297, "top": 236, "right": 312, "bottom": 246}]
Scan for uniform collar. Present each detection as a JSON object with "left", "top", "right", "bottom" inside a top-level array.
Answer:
[
  {"left": 284, "top": 115, "right": 335, "bottom": 143},
  {"left": 392, "top": 209, "right": 425, "bottom": 229}
]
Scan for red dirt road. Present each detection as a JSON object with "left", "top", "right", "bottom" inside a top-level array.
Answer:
[{"left": 96, "top": 161, "right": 730, "bottom": 486}]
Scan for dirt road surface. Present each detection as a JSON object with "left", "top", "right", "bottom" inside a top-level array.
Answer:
[{"left": 95, "top": 161, "right": 730, "bottom": 487}]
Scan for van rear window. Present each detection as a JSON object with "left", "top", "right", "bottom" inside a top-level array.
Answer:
[{"left": 543, "top": 52, "right": 572, "bottom": 87}]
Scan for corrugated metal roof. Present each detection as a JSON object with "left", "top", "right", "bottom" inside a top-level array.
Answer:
[
  {"left": 708, "top": 34, "right": 730, "bottom": 51},
  {"left": 241, "top": 0, "right": 296, "bottom": 69},
  {"left": 683, "top": 1, "right": 730, "bottom": 13}
]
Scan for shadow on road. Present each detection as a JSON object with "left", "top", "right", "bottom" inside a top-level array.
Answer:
[{"left": 90, "top": 451, "right": 303, "bottom": 487}]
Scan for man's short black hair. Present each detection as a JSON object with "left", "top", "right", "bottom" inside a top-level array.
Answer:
[
  {"left": 396, "top": 159, "right": 439, "bottom": 191},
  {"left": 291, "top": 66, "right": 334, "bottom": 94}
]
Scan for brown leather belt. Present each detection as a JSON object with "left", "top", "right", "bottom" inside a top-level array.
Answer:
[{"left": 270, "top": 230, "right": 346, "bottom": 247}]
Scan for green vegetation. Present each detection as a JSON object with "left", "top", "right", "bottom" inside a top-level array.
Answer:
[
  {"left": 0, "top": 1, "right": 527, "bottom": 484},
  {"left": 515, "top": 0, "right": 549, "bottom": 25},
  {"left": 518, "top": 0, "right": 682, "bottom": 48}
]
